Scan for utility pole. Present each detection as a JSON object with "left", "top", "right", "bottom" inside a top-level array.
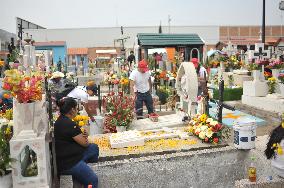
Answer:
[
  {"left": 262, "top": 0, "right": 265, "bottom": 43},
  {"left": 168, "top": 15, "right": 171, "bottom": 33}
]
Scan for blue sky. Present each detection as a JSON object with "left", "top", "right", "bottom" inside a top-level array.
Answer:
[{"left": 0, "top": 0, "right": 283, "bottom": 33}]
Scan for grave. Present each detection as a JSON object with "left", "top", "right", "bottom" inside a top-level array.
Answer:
[
  {"left": 9, "top": 42, "right": 51, "bottom": 188},
  {"left": 130, "top": 62, "right": 198, "bottom": 130},
  {"left": 242, "top": 43, "right": 284, "bottom": 113}
]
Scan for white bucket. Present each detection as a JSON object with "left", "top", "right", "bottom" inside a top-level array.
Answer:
[
  {"left": 89, "top": 115, "right": 104, "bottom": 135},
  {"left": 233, "top": 119, "right": 256, "bottom": 150}
]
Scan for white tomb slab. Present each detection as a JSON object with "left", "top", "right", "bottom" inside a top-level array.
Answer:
[
  {"left": 243, "top": 80, "right": 268, "bottom": 97},
  {"left": 129, "top": 114, "right": 186, "bottom": 131},
  {"left": 223, "top": 72, "right": 253, "bottom": 87},
  {"left": 242, "top": 95, "right": 284, "bottom": 113}
]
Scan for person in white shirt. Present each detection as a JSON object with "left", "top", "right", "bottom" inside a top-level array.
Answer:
[
  {"left": 129, "top": 60, "right": 154, "bottom": 119},
  {"left": 67, "top": 83, "right": 98, "bottom": 122},
  {"left": 265, "top": 123, "right": 284, "bottom": 178},
  {"left": 191, "top": 58, "right": 208, "bottom": 96}
]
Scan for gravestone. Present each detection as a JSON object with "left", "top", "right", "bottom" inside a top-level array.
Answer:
[
  {"left": 175, "top": 62, "right": 198, "bottom": 116},
  {"left": 9, "top": 42, "right": 51, "bottom": 188}
]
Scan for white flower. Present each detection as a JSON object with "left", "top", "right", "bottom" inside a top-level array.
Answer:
[
  {"left": 200, "top": 126, "right": 208, "bottom": 131},
  {"left": 199, "top": 131, "right": 206, "bottom": 139},
  {"left": 206, "top": 129, "right": 213, "bottom": 138},
  {"left": 206, "top": 118, "right": 213, "bottom": 123},
  {"left": 210, "top": 121, "right": 218, "bottom": 126}
]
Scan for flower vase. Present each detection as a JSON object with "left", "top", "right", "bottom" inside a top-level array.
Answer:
[
  {"left": 252, "top": 70, "right": 261, "bottom": 81},
  {"left": 272, "top": 69, "right": 280, "bottom": 79},
  {"left": 116, "top": 126, "right": 126, "bottom": 132},
  {"left": 0, "top": 173, "right": 12, "bottom": 188}
]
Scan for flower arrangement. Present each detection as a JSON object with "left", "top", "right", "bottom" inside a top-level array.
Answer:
[
  {"left": 264, "top": 71, "right": 272, "bottom": 80},
  {"left": 278, "top": 73, "right": 284, "bottom": 84},
  {"left": 187, "top": 114, "right": 223, "bottom": 144},
  {"left": 2, "top": 70, "right": 43, "bottom": 103},
  {"left": 267, "top": 77, "right": 277, "bottom": 94},
  {"left": 73, "top": 115, "right": 89, "bottom": 127},
  {"left": 268, "top": 60, "right": 284, "bottom": 69},
  {"left": 209, "top": 60, "right": 220, "bottom": 68},
  {"left": 0, "top": 60, "right": 4, "bottom": 67},
  {"left": 0, "top": 109, "right": 13, "bottom": 121},
  {"left": 103, "top": 92, "right": 135, "bottom": 133},
  {"left": 0, "top": 124, "right": 13, "bottom": 176}
]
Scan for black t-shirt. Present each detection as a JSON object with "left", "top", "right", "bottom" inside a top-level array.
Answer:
[{"left": 54, "top": 115, "right": 85, "bottom": 173}]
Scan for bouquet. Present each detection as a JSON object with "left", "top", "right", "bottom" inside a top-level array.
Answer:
[
  {"left": 187, "top": 114, "right": 223, "bottom": 144},
  {"left": 278, "top": 73, "right": 284, "bottom": 84},
  {"left": 102, "top": 92, "right": 135, "bottom": 133},
  {"left": 2, "top": 70, "right": 43, "bottom": 103},
  {"left": 268, "top": 60, "right": 283, "bottom": 69},
  {"left": 267, "top": 77, "right": 277, "bottom": 94}
]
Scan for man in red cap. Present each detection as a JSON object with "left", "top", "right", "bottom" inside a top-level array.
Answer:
[{"left": 129, "top": 59, "right": 154, "bottom": 119}]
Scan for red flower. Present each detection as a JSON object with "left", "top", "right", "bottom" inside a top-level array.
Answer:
[
  {"left": 213, "top": 137, "right": 219, "bottom": 143},
  {"left": 204, "top": 137, "right": 209, "bottom": 142}
]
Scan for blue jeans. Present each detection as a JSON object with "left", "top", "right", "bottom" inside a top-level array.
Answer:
[
  {"left": 135, "top": 91, "right": 154, "bottom": 118},
  {"left": 61, "top": 144, "right": 99, "bottom": 188}
]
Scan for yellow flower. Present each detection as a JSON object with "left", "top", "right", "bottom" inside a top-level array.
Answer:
[
  {"left": 282, "top": 122, "right": 284, "bottom": 129},
  {"left": 277, "top": 144, "right": 283, "bottom": 155},
  {"left": 78, "top": 121, "right": 85, "bottom": 126},
  {"left": 273, "top": 143, "right": 277, "bottom": 148},
  {"left": 199, "top": 114, "right": 207, "bottom": 122}
]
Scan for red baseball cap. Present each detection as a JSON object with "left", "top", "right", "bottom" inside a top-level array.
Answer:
[
  {"left": 138, "top": 60, "right": 149, "bottom": 72},
  {"left": 191, "top": 58, "right": 199, "bottom": 68}
]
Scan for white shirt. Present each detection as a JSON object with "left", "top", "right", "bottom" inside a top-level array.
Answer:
[
  {"left": 271, "top": 140, "right": 284, "bottom": 178},
  {"left": 129, "top": 69, "right": 151, "bottom": 93},
  {"left": 67, "top": 86, "right": 89, "bottom": 103},
  {"left": 199, "top": 66, "right": 208, "bottom": 79}
]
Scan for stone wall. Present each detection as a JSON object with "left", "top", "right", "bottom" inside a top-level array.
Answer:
[{"left": 92, "top": 146, "right": 245, "bottom": 188}]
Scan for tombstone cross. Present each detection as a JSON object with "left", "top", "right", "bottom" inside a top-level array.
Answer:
[{"left": 209, "top": 79, "right": 235, "bottom": 123}]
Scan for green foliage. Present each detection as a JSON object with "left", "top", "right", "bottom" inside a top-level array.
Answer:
[
  {"left": 0, "top": 125, "right": 13, "bottom": 176},
  {"left": 156, "top": 87, "right": 172, "bottom": 104},
  {"left": 213, "top": 87, "right": 243, "bottom": 101},
  {"left": 7, "top": 49, "right": 19, "bottom": 63}
]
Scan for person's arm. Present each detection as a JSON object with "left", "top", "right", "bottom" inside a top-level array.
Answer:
[
  {"left": 148, "top": 77, "right": 152, "bottom": 94},
  {"left": 73, "top": 133, "right": 89, "bottom": 147},
  {"left": 82, "top": 102, "right": 95, "bottom": 122},
  {"left": 130, "top": 80, "right": 135, "bottom": 95}
]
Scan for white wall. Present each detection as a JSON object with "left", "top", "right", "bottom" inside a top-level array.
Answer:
[{"left": 24, "top": 26, "right": 219, "bottom": 48}]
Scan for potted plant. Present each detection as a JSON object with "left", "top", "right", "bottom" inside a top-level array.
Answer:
[
  {"left": 102, "top": 92, "right": 135, "bottom": 133},
  {"left": 268, "top": 60, "right": 283, "bottom": 78},
  {"left": 267, "top": 77, "right": 277, "bottom": 95},
  {"left": 278, "top": 73, "right": 284, "bottom": 96},
  {"left": 0, "top": 124, "right": 13, "bottom": 187}
]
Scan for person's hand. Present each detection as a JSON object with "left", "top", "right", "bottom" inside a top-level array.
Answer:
[{"left": 82, "top": 129, "right": 89, "bottom": 138}]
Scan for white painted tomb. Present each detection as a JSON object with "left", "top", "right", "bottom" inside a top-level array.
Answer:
[{"left": 9, "top": 43, "right": 51, "bottom": 188}]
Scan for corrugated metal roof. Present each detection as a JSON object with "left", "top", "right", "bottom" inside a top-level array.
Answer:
[
  {"left": 68, "top": 48, "right": 88, "bottom": 55},
  {"left": 137, "top": 33, "right": 204, "bottom": 46}
]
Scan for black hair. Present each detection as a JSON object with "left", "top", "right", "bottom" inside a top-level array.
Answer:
[
  {"left": 130, "top": 51, "right": 134, "bottom": 54},
  {"left": 265, "top": 124, "right": 284, "bottom": 159},
  {"left": 86, "top": 84, "right": 98, "bottom": 96},
  {"left": 57, "top": 97, "right": 77, "bottom": 115}
]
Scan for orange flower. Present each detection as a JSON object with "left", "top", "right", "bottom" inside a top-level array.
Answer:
[{"left": 3, "top": 93, "right": 10, "bottom": 99}]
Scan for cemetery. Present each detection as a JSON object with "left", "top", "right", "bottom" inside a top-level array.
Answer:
[{"left": 0, "top": 1, "right": 284, "bottom": 187}]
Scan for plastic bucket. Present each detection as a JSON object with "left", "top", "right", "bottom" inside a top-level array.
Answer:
[
  {"left": 89, "top": 115, "right": 104, "bottom": 135},
  {"left": 233, "top": 119, "right": 256, "bottom": 149}
]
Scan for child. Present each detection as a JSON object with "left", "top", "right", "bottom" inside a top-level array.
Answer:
[{"left": 265, "top": 122, "right": 284, "bottom": 178}]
